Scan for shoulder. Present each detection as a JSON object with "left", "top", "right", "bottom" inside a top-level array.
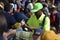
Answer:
[{"left": 45, "top": 16, "right": 50, "bottom": 21}]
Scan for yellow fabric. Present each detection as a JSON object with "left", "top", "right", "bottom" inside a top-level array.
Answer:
[
  {"left": 41, "top": 31, "right": 60, "bottom": 40},
  {"left": 0, "top": 4, "right": 4, "bottom": 9},
  {"left": 12, "top": 23, "right": 21, "bottom": 28}
]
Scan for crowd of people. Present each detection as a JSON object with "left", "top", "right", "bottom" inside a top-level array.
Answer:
[{"left": 0, "top": 0, "right": 60, "bottom": 40}]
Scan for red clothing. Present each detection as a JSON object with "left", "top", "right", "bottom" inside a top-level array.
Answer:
[{"left": 50, "top": 14, "right": 56, "bottom": 26}]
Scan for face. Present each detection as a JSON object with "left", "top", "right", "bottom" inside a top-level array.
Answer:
[
  {"left": 35, "top": 10, "right": 42, "bottom": 18},
  {"left": 9, "top": 7, "right": 13, "bottom": 14}
]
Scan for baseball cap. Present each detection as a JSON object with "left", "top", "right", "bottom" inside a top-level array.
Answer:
[
  {"left": 33, "top": 28, "right": 43, "bottom": 36},
  {"left": 27, "top": 3, "right": 33, "bottom": 10},
  {"left": 32, "top": 2, "right": 43, "bottom": 12}
]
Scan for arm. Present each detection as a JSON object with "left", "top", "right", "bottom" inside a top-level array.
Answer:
[
  {"left": 3, "top": 29, "right": 16, "bottom": 40},
  {"left": 21, "top": 20, "right": 35, "bottom": 30}
]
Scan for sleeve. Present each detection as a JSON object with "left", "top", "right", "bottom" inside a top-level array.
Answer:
[
  {"left": 8, "top": 15, "right": 21, "bottom": 28},
  {"left": 7, "top": 15, "right": 16, "bottom": 25},
  {"left": 14, "top": 12, "right": 28, "bottom": 22},
  {"left": 4, "top": 12, "right": 16, "bottom": 25},
  {"left": 43, "top": 17, "right": 50, "bottom": 31},
  {"left": 3, "top": 12, "right": 21, "bottom": 28}
]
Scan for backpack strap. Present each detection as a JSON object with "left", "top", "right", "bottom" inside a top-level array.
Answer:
[{"left": 41, "top": 16, "right": 46, "bottom": 29}]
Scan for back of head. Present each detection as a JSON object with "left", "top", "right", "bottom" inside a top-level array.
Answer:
[
  {"left": 41, "top": 31, "right": 60, "bottom": 40},
  {"left": 4, "top": 4, "right": 13, "bottom": 12},
  {"left": 0, "top": 11, "right": 8, "bottom": 34}
]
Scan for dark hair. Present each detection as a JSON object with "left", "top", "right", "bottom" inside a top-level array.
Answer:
[
  {"left": 0, "top": 11, "right": 8, "bottom": 34},
  {"left": 4, "top": 4, "right": 13, "bottom": 12}
]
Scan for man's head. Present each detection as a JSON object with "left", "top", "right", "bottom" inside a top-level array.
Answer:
[
  {"left": 32, "top": 2, "right": 43, "bottom": 18},
  {"left": 4, "top": 4, "right": 13, "bottom": 14},
  {"left": 49, "top": 6, "right": 57, "bottom": 15}
]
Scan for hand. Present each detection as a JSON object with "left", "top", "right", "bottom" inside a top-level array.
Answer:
[
  {"left": 3, "top": 32, "right": 8, "bottom": 40},
  {"left": 28, "top": 26, "right": 35, "bottom": 30},
  {"left": 21, "top": 19, "right": 26, "bottom": 25}
]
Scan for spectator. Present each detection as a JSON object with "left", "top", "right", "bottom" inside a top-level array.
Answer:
[
  {"left": 0, "top": 11, "right": 8, "bottom": 40},
  {"left": 27, "top": 2, "right": 33, "bottom": 10},
  {"left": 21, "top": 2, "right": 50, "bottom": 40},
  {"left": 41, "top": 30, "right": 60, "bottom": 40},
  {"left": 50, "top": 6, "right": 60, "bottom": 33},
  {"left": 4, "top": 4, "right": 21, "bottom": 29},
  {"left": 21, "top": 0, "right": 29, "bottom": 8},
  {"left": 27, "top": 2, "right": 50, "bottom": 30},
  {"left": 50, "top": 6, "right": 57, "bottom": 26},
  {"left": 42, "top": 3, "right": 50, "bottom": 17},
  {"left": 9, "top": 0, "right": 19, "bottom": 11},
  {"left": 0, "top": 1, "right": 21, "bottom": 40}
]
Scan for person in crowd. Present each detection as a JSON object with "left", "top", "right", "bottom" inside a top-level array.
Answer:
[
  {"left": 4, "top": 4, "right": 22, "bottom": 29},
  {"left": 21, "top": 2, "right": 50, "bottom": 40},
  {"left": 9, "top": 0, "right": 19, "bottom": 12},
  {"left": 50, "top": 6, "right": 60, "bottom": 33},
  {"left": 42, "top": 3, "right": 50, "bottom": 17},
  {"left": 3, "top": 1, "right": 28, "bottom": 40},
  {"left": 21, "top": 0, "right": 30, "bottom": 8},
  {"left": 27, "top": 2, "right": 50, "bottom": 31},
  {"left": 0, "top": 11, "right": 8, "bottom": 40},
  {"left": 41, "top": 30, "right": 60, "bottom": 40},
  {"left": 1, "top": 0, "right": 60, "bottom": 40},
  {"left": 0, "top": 0, "right": 22, "bottom": 40}
]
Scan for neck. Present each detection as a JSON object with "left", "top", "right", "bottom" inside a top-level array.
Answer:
[
  {"left": 36, "top": 15, "right": 41, "bottom": 19},
  {"left": 36, "top": 13, "right": 42, "bottom": 19}
]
